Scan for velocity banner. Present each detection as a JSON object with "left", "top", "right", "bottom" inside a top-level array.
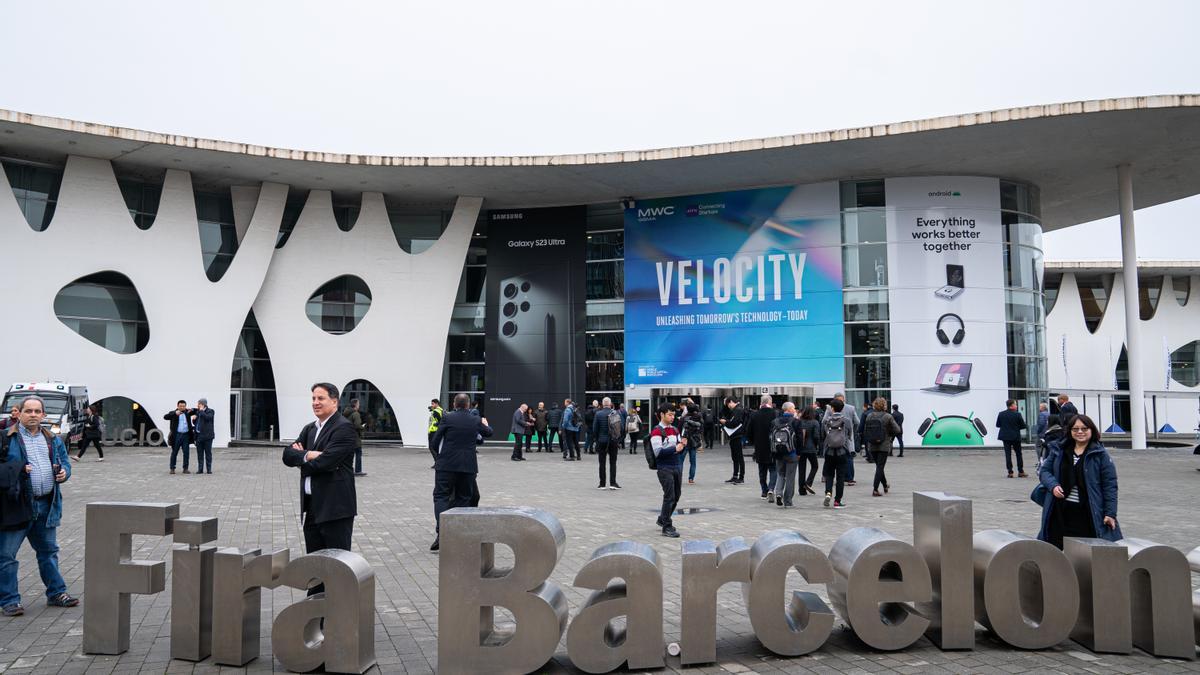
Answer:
[
  {"left": 484, "top": 207, "right": 586, "bottom": 431},
  {"left": 623, "top": 184, "right": 843, "bottom": 387}
]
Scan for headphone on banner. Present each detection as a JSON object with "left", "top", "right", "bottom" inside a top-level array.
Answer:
[{"left": 936, "top": 313, "right": 965, "bottom": 345}]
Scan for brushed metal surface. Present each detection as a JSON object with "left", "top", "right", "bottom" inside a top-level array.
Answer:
[
  {"left": 679, "top": 537, "right": 750, "bottom": 665},
  {"left": 212, "top": 547, "right": 289, "bottom": 666},
  {"left": 913, "top": 492, "right": 974, "bottom": 649},
  {"left": 565, "top": 541, "right": 664, "bottom": 672},
  {"left": 972, "top": 529, "right": 1079, "bottom": 649},
  {"left": 828, "top": 527, "right": 931, "bottom": 651},
  {"left": 742, "top": 530, "right": 835, "bottom": 656},
  {"left": 272, "top": 549, "right": 376, "bottom": 674}
]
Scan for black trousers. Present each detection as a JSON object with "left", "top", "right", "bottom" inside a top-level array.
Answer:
[
  {"left": 563, "top": 429, "right": 580, "bottom": 459},
  {"left": 729, "top": 436, "right": 745, "bottom": 480},
  {"left": 302, "top": 515, "right": 354, "bottom": 596},
  {"left": 894, "top": 433, "right": 904, "bottom": 455},
  {"left": 628, "top": 432, "right": 641, "bottom": 454},
  {"left": 657, "top": 467, "right": 682, "bottom": 529},
  {"left": 428, "top": 432, "right": 438, "bottom": 462},
  {"left": 76, "top": 436, "right": 103, "bottom": 458},
  {"left": 433, "top": 470, "right": 476, "bottom": 532},
  {"left": 511, "top": 435, "right": 524, "bottom": 460},
  {"left": 823, "top": 454, "right": 847, "bottom": 502},
  {"left": 703, "top": 426, "right": 714, "bottom": 448},
  {"left": 598, "top": 440, "right": 618, "bottom": 486},
  {"left": 802, "top": 454, "right": 818, "bottom": 486},
  {"left": 1003, "top": 440, "right": 1024, "bottom": 473},
  {"left": 872, "top": 450, "right": 889, "bottom": 491},
  {"left": 536, "top": 428, "right": 548, "bottom": 451}
]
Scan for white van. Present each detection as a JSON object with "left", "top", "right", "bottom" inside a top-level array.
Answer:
[{"left": 2, "top": 382, "right": 90, "bottom": 445}]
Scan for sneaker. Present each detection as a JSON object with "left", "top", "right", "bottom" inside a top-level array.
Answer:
[
  {"left": 766, "top": 490, "right": 774, "bottom": 501},
  {"left": 883, "top": 484, "right": 889, "bottom": 494},
  {"left": 429, "top": 537, "right": 439, "bottom": 552},
  {"left": 610, "top": 483, "right": 622, "bottom": 490},
  {"left": 804, "top": 484, "right": 816, "bottom": 495},
  {"left": 597, "top": 484, "right": 607, "bottom": 490},
  {"left": 97, "top": 457, "right": 104, "bottom": 462},
  {"left": 2, "top": 603, "right": 23, "bottom": 617},
  {"left": 724, "top": 477, "right": 737, "bottom": 484},
  {"left": 662, "top": 528, "right": 680, "bottom": 538},
  {"left": 1018, "top": 472, "right": 1028, "bottom": 478},
  {"left": 775, "top": 496, "right": 783, "bottom": 507},
  {"left": 760, "top": 493, "right": 769, "bottom": 500},
  {"left": 70, "top": 456, "right": 80, "bottom": 463},
  {"left": 873, "top": 490, "right": 883, "bottom": 497},
  {"left": 844, "top": 480, "right": 856, "bottom": 486},
  {"left": 47, "top": 593, "right": 79, "bottom": 608},
  {"left": 824, "top": 492, "right": 832, "bottom": 508},
  {"left": 733, "top": 479, "right": 745, "bottom": 484},
  {"left": 833, "top": 501, "right": 845, "bottom": 509}
]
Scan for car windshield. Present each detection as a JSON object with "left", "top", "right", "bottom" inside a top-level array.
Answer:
[{"left": 1, "top": 392, "right": 69, "bottom": 416}]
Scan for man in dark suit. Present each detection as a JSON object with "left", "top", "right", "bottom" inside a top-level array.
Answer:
[
  {"left": 746, "top": 395, "right": 779, "bottom": 500},
  {"left": 282, "top": 382, "right": 359, "bottom": 594},
  {"left": 191, "top": 398, "right": 216, "bottom": 474},
  {"left": 996, "top": 399, "right": 1029, "bottom": 478},
  {"left": 429, "top": 393, "right": 493, "bottom": 551},
  {"left": 163, "top": 400, "right": 195, "bottom": 475}
]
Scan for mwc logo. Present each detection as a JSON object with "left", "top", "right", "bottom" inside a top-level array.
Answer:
[{"left": 637, "top": 206, "right": 675, "bottom": 220}]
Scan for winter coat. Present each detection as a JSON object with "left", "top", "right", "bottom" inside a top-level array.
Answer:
[
  {"left": 1036, "top": 440, "right": 1122, "bottom": 543},
  {"left": 2, "top": 426, "right": 71, "bottom": 528}
]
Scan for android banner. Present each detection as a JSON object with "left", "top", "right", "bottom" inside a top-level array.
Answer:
[
  {"left": 484, "top": 207, "right": 587, "bottom": 435},
  {"left": 884, "top": 177, "right": 1008, "bottom": 447},
  {"left": 623, "top": 183, "right": 844, "bottom": 388}
]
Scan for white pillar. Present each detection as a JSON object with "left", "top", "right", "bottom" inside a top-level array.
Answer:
[{"left": 1117, "top": 164, "right": 1146, "bottom": 449}]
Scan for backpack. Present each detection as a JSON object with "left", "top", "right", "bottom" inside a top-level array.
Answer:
[
  {"left": 863, "top": 412, "right": 886, "bottom": 445},
  {"left": 771, "top": 418, "right": 794, "bottom": 458},
  {"left": 607, "top": 410, "right": 623, "bottom": 440},
  {"left": 824, "top": 414, "right": 848, "bottom": 454},
  {"left": 643, "top": 428, "right": 659, "bottom": 470}
]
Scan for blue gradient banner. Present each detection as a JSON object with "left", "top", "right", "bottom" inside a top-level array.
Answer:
[{"left": 623, "top": 184, "right": 844, "bottom": 387}]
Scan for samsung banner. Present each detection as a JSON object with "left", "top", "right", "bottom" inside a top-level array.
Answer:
[
  {"left": 484, "top": 207, "right": 586, "bottom": 434},
  {"left": 885, "top": 177, "right": 1007, "bottom": 447},
  {"left": 624, "top": 184, "right": 843, "bottom": 387}
]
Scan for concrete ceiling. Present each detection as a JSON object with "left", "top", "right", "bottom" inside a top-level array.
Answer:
[{"left": 1, "top": 94, "right": 1198, "bottom": 231}]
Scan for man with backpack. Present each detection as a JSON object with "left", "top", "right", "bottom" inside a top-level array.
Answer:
[
  {"left": 649, "top": 403, "right": 686, "bottom": 538},
  {"left": 560, "top": 399, "right": 581, "bottom": 461},
  {"left": 770, "top": 402, "right": 804, "bottom": 507},
  {"left": 863, "top": 398, "right": 902, "bottom": 497},
  {"left": 824, "top": 393, "right": 860, "bottom": 486},
  {"left": 747, "top": 395, "right": 779, "bottom": 501},
  {"left": 821, "top": 398, "right": 852, "bottom": 508},
  {"left": 719, "top": 398, "right": 747, "bottom": 484},
  {"left": 592, "top": 397, "right": 624, "bottom": 489}
]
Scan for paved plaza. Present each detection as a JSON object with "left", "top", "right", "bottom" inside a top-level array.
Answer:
[{"left": 0, "top": 442, "right": 1197, "bottom": 674}]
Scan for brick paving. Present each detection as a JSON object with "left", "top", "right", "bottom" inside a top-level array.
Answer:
[{"left": 0, "top": 442, "right": 1196, "bottom": 673}]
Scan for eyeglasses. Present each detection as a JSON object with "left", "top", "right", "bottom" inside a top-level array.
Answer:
[{"left": 1070, "top": 427, "right": 1089, "bottom": 433}]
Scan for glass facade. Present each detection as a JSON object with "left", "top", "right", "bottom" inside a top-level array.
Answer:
[
  {"left": 230, "top": 311, "right": 280, "bottom": 441},
  {"left": 305, "top": 275, "right": 372, "bottom": 334},
  {"left": 3, "top": 160, "right": 62, "bottom": 231},
  {"left": 841, "top": 180, "right": 891, "bottom": 406},
  {"left": 1000, "top": 184, "right": 1048, "bottom": 438},
  {"left": 53, "top": 272, "right": 149, "bottom": 354},
  {"left": 584, "top": 203, "right": 625, "bottom": 406},
  {"left": 343, "top": 379, "right": 400, "bottom": 439},
  {"left": 195, "top": 190, "right": 238, "bottom": 281},
  {"left": 118, "top": 176, "right": 162, "bottom": 230}
]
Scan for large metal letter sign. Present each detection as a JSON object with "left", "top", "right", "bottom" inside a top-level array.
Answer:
[
  {"left": 272, "top": 550, "right": 377, "bottom": 674},
  {"left": 170, "top": 517, "right": 218, "bottom": 661},
  {"left": 437, "top": 507, "right": 569, "bottom": 675},
  {"left": 83, "top": 502, "right": 179, "bottom": 654},
  {"left": 972, "top": 530, "right": 1079, "bottom": 649},
  {"left": 912, "top": 492, "right": 974, "bottom": 649},
  {"left": 1064, "top": 538, "right": 1132, "bottom": 654},
  {"left": 829, "top": 528, "right": 931, "bottom": 651},
  {"left": 1191, "top": 545, "right": 1200, "bottom": 647},
  {"left": 566, "top": 542, "right": 665, "bottom": 672},
  {"left": 743, "top": 530, "right": 835, "bottom": 656},
  {"left": 678, "top": 538, "right": 751, "bottom": 665},
  {"left": 212, "top": 547, "right": 290, "bottom": 666},
  {"left": 1119, "top": 538, "right": 1194, "bottom": 658}
]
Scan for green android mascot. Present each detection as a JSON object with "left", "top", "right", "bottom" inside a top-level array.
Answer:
[{"left": 916, "top": 411, "right": 987, "bottom": 446}]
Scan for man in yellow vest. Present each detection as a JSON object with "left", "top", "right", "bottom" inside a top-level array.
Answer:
[{"left": 427, "top": 398, "right": 444, "bottom": 468}]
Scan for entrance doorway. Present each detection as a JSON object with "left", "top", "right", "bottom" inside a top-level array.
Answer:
[{"left": 229, "top": 391, "right": 242, "bottom": 440}]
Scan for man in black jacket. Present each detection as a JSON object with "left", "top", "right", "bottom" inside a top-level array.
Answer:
[
  {"left": 191, "top": 398, "right": 215, "bottom": 474},
  {"left": 995, "top": 399, "right": 1029, "bottom": 478},
  {"left": 282, "top": 382, "right": 359, "bottom": 594},
  {"left": 891, "top": 404, "right": 905, "bottom": 457},
  {"left": 746, "top": 395, "right": 779, "bottom": 500},
  {"left": 163, "top": 400, "right": 195, "bottom": 475},
  {"left": 719, "top": 398, "right": 746, "bottom": 484},
  {"left": 429, "top": 393, "right": 493, "bottom": 551}
]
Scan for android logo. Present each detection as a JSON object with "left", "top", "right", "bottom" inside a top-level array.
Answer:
[{"left": 916, "top": 411, "right": 987, "bottom": 446}]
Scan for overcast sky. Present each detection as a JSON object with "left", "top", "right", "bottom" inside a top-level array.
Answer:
[{"left": 2, "top": 1, "right": 1197, "bottom": 260}]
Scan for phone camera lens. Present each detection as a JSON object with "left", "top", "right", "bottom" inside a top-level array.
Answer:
[
  {"left": 520, "top": 301, "right": 530, "bottom": 312},
  {"left": 503, "top": 284, "right": 517, "bottom": 299},
  {"left": 520, "top": 281, "right": 531, "bottom": 292},
  {"left": 503, "top": 302, "right": 517, "bottom": 317},
  {"left": 502, "top": 321, "right": 518, "bottom": 337}
]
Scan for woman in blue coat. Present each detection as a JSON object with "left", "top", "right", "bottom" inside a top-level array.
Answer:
[{"left": 1036, "top": 413, "right": 1122, "bottom": 548}]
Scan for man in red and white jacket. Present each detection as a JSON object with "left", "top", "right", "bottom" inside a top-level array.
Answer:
[{"left": 650, "top": 404, "right": 687, "bottom": 538}]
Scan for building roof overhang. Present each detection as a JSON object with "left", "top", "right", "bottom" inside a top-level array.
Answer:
[{"left": 1, "top": 94, "right": 1198, "bottom": 231}]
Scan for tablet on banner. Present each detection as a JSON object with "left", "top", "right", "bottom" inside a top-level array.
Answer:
[{"left": 623, "top": 184, "right": 843, "bottom": 387}]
